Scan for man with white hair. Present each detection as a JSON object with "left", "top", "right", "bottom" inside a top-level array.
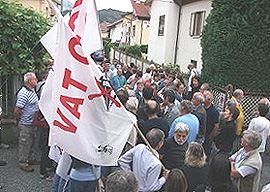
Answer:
[
  {"left": 192, "top": 92, "right": 207, "bottom": 143},
  {"left": 160, "top": 122, "right": 189, "bottom": 170},
  {"left": 14, "top": 72, "right": 39, "bottom": 172},
  {"left": 169, "top": 100, "right": 199, "bottom": 144}
]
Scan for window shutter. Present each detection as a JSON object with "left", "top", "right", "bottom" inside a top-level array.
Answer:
[
  {"left": 190, "top": 13, "right": 195, "bottom": 36},
  {"left": 201, "top": 11, "right": 206, "bottom": 34}
]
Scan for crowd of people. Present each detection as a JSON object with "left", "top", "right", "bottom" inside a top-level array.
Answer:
[{"left": 13, "top": 60, "right": 270, "bottom": 192}]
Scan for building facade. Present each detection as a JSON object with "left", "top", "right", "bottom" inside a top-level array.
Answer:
[
  {"left": 108, "top": 0, "right": 150, "bottom": 46},
  {"left": 147, "top": 0, "right": 211, "bottom": 72}
]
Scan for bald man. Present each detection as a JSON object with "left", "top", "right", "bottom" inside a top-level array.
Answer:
[{"left": 137, "top": 100, "right": 169, "bottom": 143}]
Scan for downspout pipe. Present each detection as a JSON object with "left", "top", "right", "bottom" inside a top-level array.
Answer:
[{"left": 173, "top": 0, "right": 182, "bottom": 64}]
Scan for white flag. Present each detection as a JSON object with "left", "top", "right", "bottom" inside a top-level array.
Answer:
[
  {"left": 68, "top": 0, "right": 102, "bottom": 54},
  {"left": 40, "top": 4, "right": 134, "bottom": 166},
  {"left": 41, "top": 0, "right": 102, "bottom": 60}
]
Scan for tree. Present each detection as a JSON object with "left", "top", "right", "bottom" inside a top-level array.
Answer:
[
  {"left": 0, "top": 0, "right": 51, "bottom": 76},
  {"left": 201, "top": 0, "right": 270, "bottom": 93}
]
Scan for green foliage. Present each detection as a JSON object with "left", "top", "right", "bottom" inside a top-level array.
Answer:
[
  {"left": 201, "top": 0, "right": 270, "bottom": 93},
  {"left": 125, "top": 45, "right": 142, "bottom": 58},
  {"left": 117, "top": 44, "right": 148, "bottom": 58},
  {"left": 103, "top": 38, "right": 114, "bottom": 60},
  {"left": 164, "top": 63, "right": 180, "bottom": 75},
  {"left": 140, "top": 45, "right": 148, "bottom": 54},
  {"left": 0, "top": 1, "right": 51, "bottom": 75}
]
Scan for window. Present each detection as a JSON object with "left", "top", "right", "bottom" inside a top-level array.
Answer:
[
  {"left": 190, "top": 11, "right": 206, "bottom": 37},
  {"left": 191, "top": 60, "right": 197, "bottom": 68},
  {"left": 158, "top": 15, "right": 165, "bottom": 36},
  {"left": 132, "top": 25, "right": 136, "bottom": 37}
]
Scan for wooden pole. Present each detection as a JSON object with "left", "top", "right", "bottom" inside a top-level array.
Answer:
[
  {"left": 102, "top": 49, "right": 108, "bottom": 79},
  {"left": 133, "top": 123, "right": 166, "bottom": 171}
]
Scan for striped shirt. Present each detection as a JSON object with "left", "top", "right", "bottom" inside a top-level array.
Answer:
[{"left": 16, "top": 86, "right": 39, "bottom": 125}]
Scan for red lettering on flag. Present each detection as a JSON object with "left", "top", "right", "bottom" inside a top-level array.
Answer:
[
  {"left": 68, "top": 37, "right": 89, "bottom": 65},
  {"left": 53, "top": 108, "right": 77, "bottom": 133},
  {"left": 60, "top": 95, "right": 84, "bottom": 119},
  {"left": 88, "top": 77, "right": 121, "bottom": 108},
  {"left": 73, "top": 0, "right": 83, "bottom": 8},
  {"left": 62, "top": 68, "right": 87, "bottom": 92},
  {"left": 69, "top": 11, "right": 79, "bottom": 32}
]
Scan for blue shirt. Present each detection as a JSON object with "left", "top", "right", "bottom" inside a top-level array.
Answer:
[
  {"left": 70, "top": 165, "right": 101, "bottom": 181},
  {"left": 16, "top": 86, "right": 39, "bottom": 125},
  {"left": 169, "top": 114, "right": 199, "bottom": 144},
  {"left": 111, "top": 75, "right": 127, "bottom": 91}
]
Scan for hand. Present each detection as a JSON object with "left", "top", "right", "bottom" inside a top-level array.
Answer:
[
  {"left": 163, "top": 169, "right": 170, "bottom": 179},
  {"left": 228, "top": 157, "right": 234, "bottom": 163}
]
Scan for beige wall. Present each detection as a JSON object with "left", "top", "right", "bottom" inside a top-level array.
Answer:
[
  {"left": 131, "top": 18, "right": 150, "bottom": 45},
  {"left": 121, "top": 14, "right": 150, "bottom": 46},
  {"left": 15, "top": 0, "right": 52, "bottom": 17}
]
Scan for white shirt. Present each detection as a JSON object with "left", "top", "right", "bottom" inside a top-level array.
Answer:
[
  {"left": 231, "top": 150, "right": 256, "bottom": 178},
  {"left": 188, "top": 68, "right": 198, "bottom": 91},
  {"left": 118, "top": 144, "right": 166, "bottom": 192},
  {"left": 248, "top": 116, "right": 270, "bottom": 153}
]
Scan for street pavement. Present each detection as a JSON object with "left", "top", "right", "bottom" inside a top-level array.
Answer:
[
  {"left": 0, "top": 146, "right": 51, "bottom": 192},
  {"left": 0, "top": 145, "right": 269, "bottom": 192}
]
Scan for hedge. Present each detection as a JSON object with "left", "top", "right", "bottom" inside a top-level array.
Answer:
[
  {"left": 0, "top": 1, "right": 51, "bottom": 75},
  {"left": 201, "top": 0, "right": 270, "bottom": 93}
]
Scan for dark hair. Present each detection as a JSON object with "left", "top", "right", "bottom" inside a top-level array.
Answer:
[
  {"left": 207, "top": 154, "right": 233, "bottom": 192},
  {"left": 145, "top": 100, "right": 159, "bottom": 115},
  {"left": 142, "top": 86, "right": 154, "bottom": 100},
  {"left": 163, "top": 89, "right": 176, "bottom": 103},
  {"left": 132, "top": 68, "right": 137, "bottom": 74},
  {"left": 146, "top": 128, "right": 164, "bottom": 148},
  {"left": 176, "top": 81, "right": 184, "bottom": 89},
  {"left": 159, "top": 69, "right": 164, "bottom": 73},
  {"left": 165, "top": 169, "right": 188, "bottom": 192},
  {"left": 136, "top": 71, "right": 142, "bottom": 78},
  {"left": 150, "top": 83, "right": 158, "bottom": 91},
  {"left": 117, "top": 89, "right": 129, "bottom": 105},
  {"left": 258, "top": 103, "right": 269, "bottom": 117},
  {"left": 146, "top": 68, "right": 151, "bottom": 73},
  {"left": 160, "top": 73, "right": 166, "bottom": 79},
  {"left": 192, "top": 76, "right": 200, "bottom": 83},
  {"left": 227, "top": 105, "right": 240, "bottom": 121},
  {"left": 106, "top": 170, "right": 138, "bottom": 192},
  {"left": 154, "top": 73, "right": 160, "bottom": 78},
  {"left": 130, "top": 63, "right": 135, "bottom": 68}
]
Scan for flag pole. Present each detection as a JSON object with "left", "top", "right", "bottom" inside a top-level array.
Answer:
[{"left": 133, "top": 123, "right": 166, "bottom": 171}]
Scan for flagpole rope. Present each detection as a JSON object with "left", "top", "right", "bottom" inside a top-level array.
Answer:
[{"left": 133, "top": 123, "right": 166, "bottom": 171}]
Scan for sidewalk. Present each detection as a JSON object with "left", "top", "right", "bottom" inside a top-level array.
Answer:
[{"left": 0, "top": 146, "right": 51, "bottom": 192}]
